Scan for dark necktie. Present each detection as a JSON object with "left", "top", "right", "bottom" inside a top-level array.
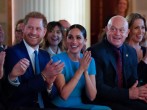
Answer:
[
  {"left": 34, "top": 50, "right": 44, "bottom": 108},
  {"left": 115, "top": 49, "right": 123, "bottom": 88}
]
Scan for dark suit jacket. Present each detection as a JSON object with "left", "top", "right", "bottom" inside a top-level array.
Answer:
[
  {"left": 138, "top": 46, "right": 147, "bottom": 85},
  {"left": 4, "top": 41, "right": 52, "bottom": 108},
  {"left": 88, "top": 39, "right": 138, "bottom": 102}
]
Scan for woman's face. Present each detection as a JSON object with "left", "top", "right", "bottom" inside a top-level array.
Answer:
[
  {"left": 118, "top": 0, "right": 128, "bottom": 14},
  {"left": 129, "top": 19, "right": 146, "bottom": 43},
  {"left": 66, "top": 28, "right": 86, "bottom": 54},
  {"left": 47, "top": 26, "right": 62, "bottom": 46}
]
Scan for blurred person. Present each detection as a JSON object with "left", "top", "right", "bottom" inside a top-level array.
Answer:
[
  {"left": 41, "top": 21, "right": 63, "bottom": 57},
  {"left": 59, "top": 19, "right": 71, "bottom": 51},
  {"left": 99, "top": 0, "right": 129, "bottom": 45},
  {"left": 104, "top": 0, "right": 129, "bottom": 28},
  {"left": 59, "top": 19, "right": 71, "bottom": 37},
  {"left": 0, "top": 25, "right": 7, "bottom": 50},
  {"left": 0, "top": 27, "right": 6, "bottom": 109},
  {"left": 0, "top": 51, "right": 5, "bottom": 79},
  {"left": 14, "top": 19, "right": 24, "bottom": 44},
  {"left": 0, "top": 51, "right": 6, "bottom": 110},
  {"left": 115, "top": 0, "right": 129, "bottom": 17},
  {"left": 51, "top": 24, "right": 111, "bottom": 110},
  {"left": 88, "top": 15, "right": 147, "bottom": 110}
]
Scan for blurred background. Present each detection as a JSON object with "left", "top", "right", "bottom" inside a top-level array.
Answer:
[{"left": 0, "top": 0, "right": 146, "bottom": 47}]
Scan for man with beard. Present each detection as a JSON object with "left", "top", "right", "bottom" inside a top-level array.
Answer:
[{"left": 4, "top": 11, "right": 64, "bottom": 109}]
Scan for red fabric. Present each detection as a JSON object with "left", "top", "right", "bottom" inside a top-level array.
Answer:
[{"left": 115, "top": 49, "right": 123, "bottom": 88}]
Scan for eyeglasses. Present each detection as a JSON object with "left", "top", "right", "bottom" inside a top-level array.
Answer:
[
  {"left": 15, "top": 29, "right": 23, "bottom": 33},
  {"left": 62, "top": 28, "right": 68, "bottom": 32}
]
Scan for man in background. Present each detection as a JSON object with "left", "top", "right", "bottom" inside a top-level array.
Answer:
[
  {"left": 0, "top": 25, "right": 7, "bottom": 50},
  {"left": 59, "top": 19, "right": 71, "bottom": 50},
  {"left": 14, "top": 19, "right": 24, "bottom": 44}
]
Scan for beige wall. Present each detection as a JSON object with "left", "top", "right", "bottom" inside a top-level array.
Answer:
[
  {"left": 12, "top": 0, "right": 90, "bottom": 47},
  {"left": 1, "top": 0, "right": 147, "bottom": 46}
]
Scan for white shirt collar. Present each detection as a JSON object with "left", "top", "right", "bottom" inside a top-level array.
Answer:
[
  {"left": 46, "top": 46, "right": 61, "bottom": 57},
  {"left": 23, "top": 39, "right": 39, "bottom": 71}
]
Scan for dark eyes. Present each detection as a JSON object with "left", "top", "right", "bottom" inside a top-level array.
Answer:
[
  {"left": 50, "top": 30, "right": 61, "bottom": 34},
  {"left": 67, "top": 35, "right": 81, "bottom": 40},
  {"left": 110, "top": 27, "right": 125, "bottom": 33},
  {"left": 134, "top": 26, "right": 145, "bottom": 30},
  {"left": 27, "top": 26, "right": 42, "bottom": 31}
]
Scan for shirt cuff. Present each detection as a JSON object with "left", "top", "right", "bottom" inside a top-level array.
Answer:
[
  {"left": 47, "top": 83, "right": 53, "bottom": 94},
  {"left": 8, "top": 75, "right": 20, "bottom": 87}
]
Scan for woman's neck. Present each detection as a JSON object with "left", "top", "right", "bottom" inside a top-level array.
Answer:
[
  {"left": 67, "top": 51, "right": 80, "bottom": 61},
  {"left": 128, "top": 40, "right": 140, "bottom": 50},
  {"left": 50, "top": 45, "right": 58, "bottom": 54}
]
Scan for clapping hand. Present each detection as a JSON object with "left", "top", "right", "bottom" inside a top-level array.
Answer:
[
  {"left": 42, "top": 59, "right": 64, "bottom": 85},
  {"left": 129, "top": 80, "right": 147, "bottom": 103},
  {"left": 79, "top": 51, "right": 91, "bottom": 72},
  {"left": 9, "top": 58, "right": 30, "bottom": 81}
]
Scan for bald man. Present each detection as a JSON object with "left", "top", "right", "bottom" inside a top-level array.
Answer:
[{"left": 88, "top": 15, "right": 147, "bottom": 110}]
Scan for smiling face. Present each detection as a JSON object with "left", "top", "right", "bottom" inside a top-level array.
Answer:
[
  {"left": 23, "top": 18, "right": 46, "bottom": 49},
  {"left": 47, "top": 25, "right": 62, "bottom": 47},
  {"left": 118, "top": 0, "right": 128, "bottom": 14},
  {"left": 67, "top": 28, "right": 86, "bottom": 54},
  {"left": 129, "top": 19, "right": 146, "bottom": 43},
  {"left": 106, "top": 16, "right": 129, "bottom": 48},
  {"left": 15, "top": 22, "right": 24, "bottom": 43}
]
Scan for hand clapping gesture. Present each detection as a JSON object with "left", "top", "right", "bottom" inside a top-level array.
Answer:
[
  {"left": 129, "top": 80, "right": 147, "bottom": 103},
  {"left": 79, "top": 51, "right": 92, "bottom": 73},
  {"left": 42, "top": 59, "right": 64, "bottom": 85},
  {"left": 9, "top": 58, "right": 30, "bottom": 81}
]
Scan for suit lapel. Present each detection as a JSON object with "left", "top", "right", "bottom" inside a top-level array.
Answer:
[
  {"left": 105, "top": 42, "right": 118, "bottom": 84},
  {"left": 38, "top": 50, "right": 50, "bottom": 73},
  {"left": 121, "top": 45, "right": 129, "bottom": 84},
  {"left": 105, "top": 44, "right": 117, "bottom": 72},
  {"left": 18, "top": 41, "right": 34, "bottom": 78}
]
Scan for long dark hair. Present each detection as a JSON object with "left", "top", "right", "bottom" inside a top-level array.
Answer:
[
  {"left": 42, "top": 21, "right": 64, "bottom": 50},
  {"left": 66, "top": 24, "right": 87, "bottom": 39}
]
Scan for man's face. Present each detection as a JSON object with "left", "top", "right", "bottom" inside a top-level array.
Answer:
[
  {"left": 23, "top": 18, "right": 46, "bottom": 49},
  {"left": 15, "top": 23, "right": 24, "bottom": 43},
  {"left": 106, "top": 17, "right": 129, "bottom": 48},
  {"left": 0, "top": 25, "right": 4, "bottom": 43}
]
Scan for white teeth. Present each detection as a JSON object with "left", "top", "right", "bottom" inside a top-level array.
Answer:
[
  {"left": 114, "top": 38, "right": 121, "bottom": 40},
  {"left": 30, "top": 36, "right": 37, "bottom": 38},
  {"left": 51, "top": 37, "right": 58, "bottom": 41},
  {"left": 72, "top": 46, "right": 77, "bottom": 48}
]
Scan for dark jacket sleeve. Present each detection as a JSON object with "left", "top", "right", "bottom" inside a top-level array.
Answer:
[{"left": 3, "top": 45, "right": 50, "bottom": 106}]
